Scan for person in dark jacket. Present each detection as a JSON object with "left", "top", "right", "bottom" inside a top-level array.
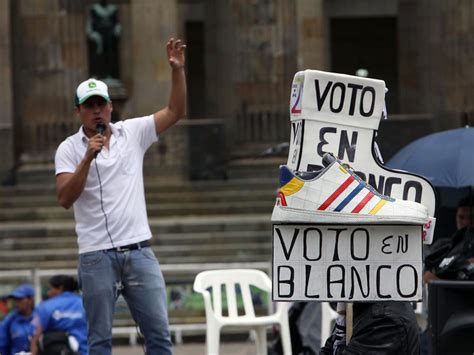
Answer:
[
  {"left": 320, "top": 301, "right": 420, "bottom": 355},
  {"left": 423, "top": 196, "right": 474, "bottom": 282}
]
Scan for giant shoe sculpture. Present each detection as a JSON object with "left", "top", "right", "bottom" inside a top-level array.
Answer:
[{"left": 272, "top": 70, "right": 435, "bottom": 302}]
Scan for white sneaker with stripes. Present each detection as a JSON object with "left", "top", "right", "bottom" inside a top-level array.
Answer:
[{"left": 272, "top": 153, "right": 429, "bottom": 224}]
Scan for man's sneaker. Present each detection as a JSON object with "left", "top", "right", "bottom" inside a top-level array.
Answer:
[{"left": 272, "top": 153, "right": 429, "bottom": 224}]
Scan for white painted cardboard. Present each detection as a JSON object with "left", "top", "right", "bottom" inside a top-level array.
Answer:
[
  {"left": 272, "top": 223, "right": 423, "bottom": 302},
  {"left": 287, "top": 70, "right": 436, "bottom": 218}
]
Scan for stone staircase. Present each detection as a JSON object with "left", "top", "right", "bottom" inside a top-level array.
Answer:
[
  {"left": 0, "top": 178, "right": 280, "bottom": 269},
  {"left": 0, "top": 215, "right": 274, "bottom": 271},
  {"left": 0, "top": 182, "right": 276, "bottom": 222},
  {"left": 0, "top": 157, "right": 285, "bottom": 332}
]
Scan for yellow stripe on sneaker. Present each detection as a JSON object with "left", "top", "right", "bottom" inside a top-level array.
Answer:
[
  {"left": 339, "top": 166, "right": 348, "bottom": 174},
  {"left": 369, "top": 199, "right": 387, "bottom": 215},
  {"left": 280, "top": 177, "right": 304, "bottom": 196}
]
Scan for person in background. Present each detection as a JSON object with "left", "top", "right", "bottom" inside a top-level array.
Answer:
[
  {"left": 30, "top": 275, "right": 87, "bottom": 355},
  {"left": 455, "top": 196, "right": 474, "bottom": 231},
  {"left": 423, "top": 196, "right": 474, "bottom": 282},
  {"left": 418, "top": 196, "right": 474, "bottom": 354},
  {"left": 0, "top": 284, "right": 36, "bottom": 355},
  {"left": 0, "top": 297, "right": 11, "bottom": 320},
  {"left": 320, "top": 301, "right": 420, "bottom": 355}
]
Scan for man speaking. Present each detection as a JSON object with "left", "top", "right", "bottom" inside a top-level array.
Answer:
[{"left": 54, "top": 38, "right": 186, "bottom": 354}]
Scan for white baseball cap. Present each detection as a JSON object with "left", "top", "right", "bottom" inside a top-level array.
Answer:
[{"left": 75, "top": 78, "right": 111, "bottom": 106}]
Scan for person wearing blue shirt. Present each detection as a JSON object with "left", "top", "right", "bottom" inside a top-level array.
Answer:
[
  {"left": 0, "top": 284, "right": 36, "bottom": 355},
  {"left": 31, "top": 275, "right": 87, "bottom": 355}
]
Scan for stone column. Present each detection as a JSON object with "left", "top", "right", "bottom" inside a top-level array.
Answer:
[
  {"left": 295, "top": 0, "right": 327, "bottom": 71},
  {"left": 206, "top": 0, "right": 236, "bottom": 119},
  {"left": 128, "top": 0, "right": 179, "bottom": 116},
  {"left": 399, "top": 0, "right": 474, "bottom": 130},
  {"left": 0, "top": 0, "right": 15, "bottom": 183},
  {"left": 11, "top": 0, "right": 88, "bottom": 162}
]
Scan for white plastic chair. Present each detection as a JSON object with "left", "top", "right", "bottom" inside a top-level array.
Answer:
[{"left": 193, "top": 269, "right": 292, "bottom": 355}]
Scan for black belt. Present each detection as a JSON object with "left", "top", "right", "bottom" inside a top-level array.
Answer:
[{"left": 107, "top": 240, "right": 150, "bottom": 252}]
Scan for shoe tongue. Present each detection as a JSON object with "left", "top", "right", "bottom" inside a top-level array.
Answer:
[{"left": 322, "top": 153, "right": 337, "bottom": 167}]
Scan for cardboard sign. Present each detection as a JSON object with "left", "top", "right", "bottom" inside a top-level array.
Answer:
[
  {"left": 287, "top": 70, "right": 436, "bottom": 217},
  {"left": 272, "top": 224, "right": 423, "bottom": 302}
]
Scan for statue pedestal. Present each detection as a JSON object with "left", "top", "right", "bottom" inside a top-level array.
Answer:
[{"left": 105, "top": 79, "right": 128, "bottom": 122}]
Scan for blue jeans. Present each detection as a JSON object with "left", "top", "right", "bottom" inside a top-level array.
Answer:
[{"left": 78, "top": 246, "right": 172, "bottom": 355}]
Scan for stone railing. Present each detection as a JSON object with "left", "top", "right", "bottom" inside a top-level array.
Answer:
[
  {"left": 19, "top": 118, "right": 227, "bottom": 181},
  {"left": 233, "top": 110, "right": 291, "bottom": 145},
  {"left": 17, "top": 113, "right": 434, "bottom": 180}
]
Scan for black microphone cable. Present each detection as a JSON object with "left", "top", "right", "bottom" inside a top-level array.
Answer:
[
  {"left": 94, "top": 126, "right": 125, "bottom": 296},
  {"left": 94, "top": 128, "right": 146, "bottom": 351}
]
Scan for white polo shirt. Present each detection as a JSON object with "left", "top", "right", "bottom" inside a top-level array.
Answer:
[{"left": 55, "top": 115, "right": 158, "bottom": 254}]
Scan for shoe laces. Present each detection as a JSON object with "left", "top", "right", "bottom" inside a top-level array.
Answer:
[
  {"left": 341, "top": 162, "right": 352, "bottom": 171},
  {"left": 338, "top": 158, "right": 394, "bottom": 202}
]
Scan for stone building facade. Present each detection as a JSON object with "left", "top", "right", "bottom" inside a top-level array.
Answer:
[{"left": 0, "top": 0, "right": 472, "bottom": 182}]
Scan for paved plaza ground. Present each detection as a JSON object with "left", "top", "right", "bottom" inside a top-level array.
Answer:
[{"left": 114, "top": 341, "right": 257, "bottom": 354}]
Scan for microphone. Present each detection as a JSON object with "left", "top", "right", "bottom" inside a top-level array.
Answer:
[
  {"left": 94, "top": 122, "right": 106, "bottom": 158},
  {"left": 96, "top": 122, "right": 106, "bottom": 135}
]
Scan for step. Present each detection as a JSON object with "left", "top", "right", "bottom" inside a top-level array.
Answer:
[
  {"left": 14, "top": 163, "right": 189, "bottom": 185},
  {"left": 0, "top": 190, "right": 277, "bottom": 208},
  {"left": 0, "top": 201, "right": 274, "bottom": 222},
  {"left": 14, "top": 163, "right": 56, "bottom": 186},
  {"left": 0, "top": 178, "right": 278, "bottom": 197},
  {"left": 0, "top": 230, "right": 271, "bottom": 250},
  {"left": 0, "top": 259, "right": 79, "bottom": 270},
  {"left": 0, "top": 240, "right": 271, "bottom": 260},
  {"left": 0, "top": 201, "right": 274, "bottom": 221},
  {"left": 0, "top": 214, "right": 272, "bottom": 238},
  {"left": 14, "top": 152, "right": 285, "bottom": 184}
]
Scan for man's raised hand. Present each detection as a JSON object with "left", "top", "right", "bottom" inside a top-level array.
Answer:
[{"left": 167, "top": 38, "right": 186, "bottom": 69}]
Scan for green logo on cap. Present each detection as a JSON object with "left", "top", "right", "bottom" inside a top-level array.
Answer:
[{"left": 88, "top": 82, "right": 97, "bottom": 88}]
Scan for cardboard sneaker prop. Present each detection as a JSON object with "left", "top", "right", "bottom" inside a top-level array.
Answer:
[
  {"left": 275, "top": 69, "right": 436, "bottom": 242},
  {"left": 271, "top": 69, "right": 435, "bottom": 304},
  {"left": 272, "top": 152, "right": 429, "bottom": 225}
]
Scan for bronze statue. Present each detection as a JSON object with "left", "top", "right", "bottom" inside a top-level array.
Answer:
[{"left": 87, "top": 0, "right": 121, "bottom": 81}]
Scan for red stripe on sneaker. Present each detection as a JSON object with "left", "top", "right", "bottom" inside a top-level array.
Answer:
[
  {"left": 318, "top": 176, "right": 355, "bottom": 211},
  {"left": 278, "top": 191, "right": 287, "bottom": 206},
  {"left": 351, "top": 191, "right": 374, "bottom": 213}
]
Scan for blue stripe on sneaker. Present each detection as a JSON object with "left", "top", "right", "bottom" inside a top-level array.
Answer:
[
  {"left": 334, "top": 183, "right": 365, "bottom": 212},
  {"left": 279, "top": 166, "right": 295, "bottom": 187}
]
